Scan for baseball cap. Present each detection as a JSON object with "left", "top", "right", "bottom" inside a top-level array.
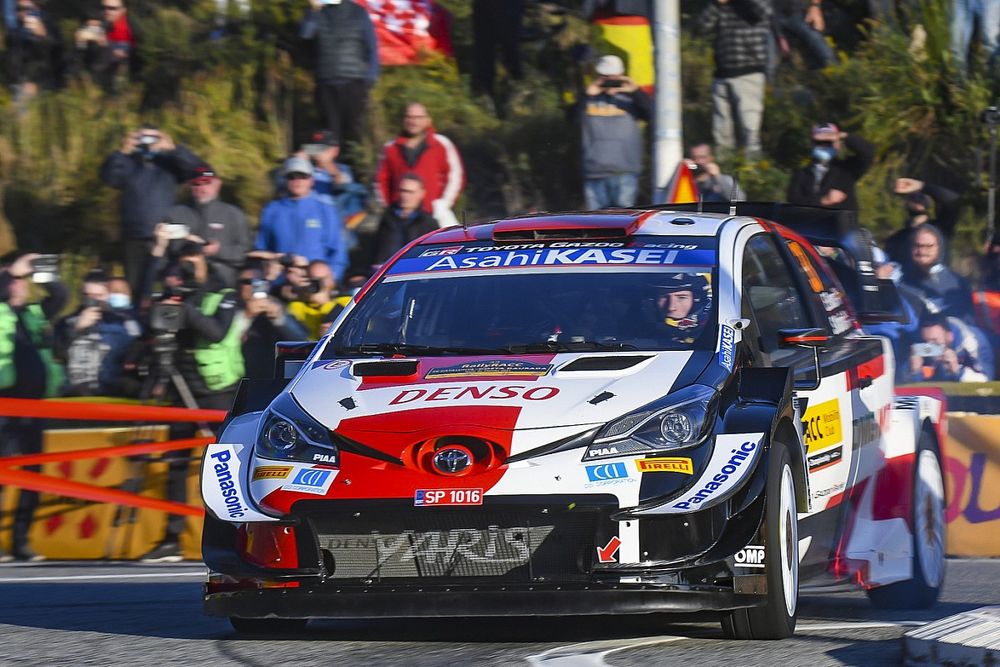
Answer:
[
  {"left": 811, "top": 123, "right": 840, "bottom": 139},
  {"left": 307, "top": 130, "right": 338, "bottom": 147},
  {"left": 283, "top": 156, "right": 313, "bottom": 177},
  {"left": 595, "top": 55, "right": 625, "bottom": 77},
  {"left": 189, "top": 164, "right": 217, "bottom": 185}
]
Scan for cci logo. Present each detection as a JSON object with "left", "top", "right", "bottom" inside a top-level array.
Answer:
[
  {"left": 586, "top": 462, "right": 628, "bottom": 482},
  {"left": 291, "top": 468, "right": 332, "bottom": 489}
]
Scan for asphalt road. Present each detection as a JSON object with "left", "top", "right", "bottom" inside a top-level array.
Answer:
[{"left": 0, "top": 559, "right": 996, "bottom": 666}]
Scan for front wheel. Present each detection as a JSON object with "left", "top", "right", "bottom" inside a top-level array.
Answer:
[
  {"left": 867, "top": 431, "right": 945, "bottom": 609},
  {"left": 722, "top": 443, "right": 799, "bottom": 640}
]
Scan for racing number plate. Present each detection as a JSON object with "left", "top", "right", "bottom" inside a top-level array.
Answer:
[{"left": 414, "top": 489, "right": 484, "bottom": 506}]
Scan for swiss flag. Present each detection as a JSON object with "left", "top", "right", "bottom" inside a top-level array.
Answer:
[{"left": 359, "top": 0, "right": 454, "bottom": 66}]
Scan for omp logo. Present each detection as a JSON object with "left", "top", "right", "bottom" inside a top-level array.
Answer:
[
  {"left": 635, "top": 457, "right": 694, "bottom": 474},
  {"left": 290, "top": 468, "right": 331, "bottom": 489},
  {"left": 209, "top": 449, "right": 246, "bottom": 519},
  {"left": 672, "top": 440, "right": 758, "bottom": 510},
  {"left": 586, "top": 462, "right": 628, "bottom": 482},
  {"left": 252, "top": 466, "right": 292, "bottom": 481},
  {"left": 388, "top": 385, "right": 560, "bottom": 405},
  {"left": 734, "top": 545, "right": 765, "bottom": 568},
  {"left": 801, "top": 399, "right": 842, "bottom": 452},
  {"left": 719, "top": 325, "right": 736, "bottom": 372}
]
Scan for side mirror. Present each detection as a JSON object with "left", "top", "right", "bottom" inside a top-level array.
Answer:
[
  {"left": 778, "top": 328, "right": 831, "bottom": 349},
  {"left": 274, "top": 341, "right": 316, "bottom": 379},
  {"left": 778, "top": 328, "right": 829, "bottom": 391}
]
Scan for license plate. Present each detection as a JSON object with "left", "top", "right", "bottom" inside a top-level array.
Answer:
[{"left": 414, "top": 489, "right": 483, "bottom": 506}]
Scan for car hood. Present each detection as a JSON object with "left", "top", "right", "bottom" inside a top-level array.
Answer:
[{"left": 291, "top": 351, "right": 714, "bottom": 434}]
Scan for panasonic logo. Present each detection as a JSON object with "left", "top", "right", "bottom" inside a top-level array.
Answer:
[
  {"left": 210, "top": 449, "right": 246, "bottom": 519},
  {"left": 672, "top": 440, "right": 758, "bottom": 510}
]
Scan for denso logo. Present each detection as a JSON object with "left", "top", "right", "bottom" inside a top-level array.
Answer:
[
  {"left": 388, "top": 385, "right": 560, "bottom": 405},
  {"left": 209, "top": 449, "right": 246, "bottom": 519}
]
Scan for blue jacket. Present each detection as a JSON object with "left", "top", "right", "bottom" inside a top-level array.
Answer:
[{"left": 256, "top": 193, "right": 349, "bottom": 282}]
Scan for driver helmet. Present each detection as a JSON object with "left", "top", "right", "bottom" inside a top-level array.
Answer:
[{"left": 653, "top": 273, "right": 712, "bottom": 335}]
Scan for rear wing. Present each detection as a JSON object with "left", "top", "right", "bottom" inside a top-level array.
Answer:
[{"left": 661, "top": 202, "right": 905, "bottom": 324}]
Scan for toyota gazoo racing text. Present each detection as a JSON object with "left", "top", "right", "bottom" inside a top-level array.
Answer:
[{"left": 201, "top": 204, "right": 947, "bottom": 639}]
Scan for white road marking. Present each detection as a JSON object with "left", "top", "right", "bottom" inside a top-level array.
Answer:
[
  {"left": 797, "top": 621, "right": 925, "bottom": 631},
  {"left": 0, "top": 572, "right": 206, "bottom": 583},
  {"left": 526, "top": 636, "right": 689, "bottom": 666}
]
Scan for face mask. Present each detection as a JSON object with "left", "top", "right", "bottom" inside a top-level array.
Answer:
[
  {"left": 812, "top": 146, "right": 837, "bottom": 164},
  {"left": 108, "top": 293, "right": 131, "bottom": 309}
]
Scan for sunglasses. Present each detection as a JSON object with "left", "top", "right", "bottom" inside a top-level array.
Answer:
[
  {"left": 286, "top": 173, "right": 311, "bottom": 181},
  {"left": 102, "top": 5, "right": 122, "bottom": 10},
  {"left": 16, "top": 5, "right": 33, "bottom": 10}
]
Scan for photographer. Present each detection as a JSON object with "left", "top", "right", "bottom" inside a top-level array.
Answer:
[
  {"left": 579, "top": 55, "right": 650, "bottom": 209},
  {"left": 903, "top": 314, "right": 993, "bottom": 383},
  {"left": 54, "top": 270, "right": 140, "bottom": 397},
  {"left": 688, "top": 143, "right": 746, "bottom": 203},
  {"left": 287, "top": 260, "right": 351, "bottom": 340},
  {"left": 0, "top": 253, "right": 67, "bottom": 562},
  {"left": 234, "top": 265, "right": 307, "bottom": 379},
  {"left": 99, "top": 125, "right": 203, "bottom": 299},
  {"left": 6, "top": 0, "right": 63, "bottom": 100},
  {"left": 140, "top": 241, "right": 243, "bottom": 562},
  {"left": 787, "top": 123, "right": 874, "bottom": 210}
]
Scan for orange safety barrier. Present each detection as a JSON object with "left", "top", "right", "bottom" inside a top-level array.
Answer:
[{"left": 0, "top": 398, "right": 225, "bottom": 517}]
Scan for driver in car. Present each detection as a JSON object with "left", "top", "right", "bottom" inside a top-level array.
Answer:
[{"left": 654, "top": 273, "right": 712, "bottom": 344}]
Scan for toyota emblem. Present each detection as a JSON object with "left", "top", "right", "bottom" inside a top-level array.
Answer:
[{"left": 433, "top": 447, "right": 473, "bottom": 475}]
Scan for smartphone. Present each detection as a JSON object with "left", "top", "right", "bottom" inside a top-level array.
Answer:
[
  {"left": 911, "top": 342, "right": 944, "bottom": 359},
  {"left": 251, "top": 279, "right": 270, "bottom": 300},
  {"left": 164, "top": 222, "right": 190, "bottom": 240},
  {"left": 31, "top": 254, "right": 60, "bottom": 284}
]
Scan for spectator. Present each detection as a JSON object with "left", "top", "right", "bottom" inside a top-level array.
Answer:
[
  {"left": 370, "top": 174, "right": 438, "bottom": 270},
  {"left": 6, "top": 0, "right": 63, "bottom": 101},
  {"left": 300, "top": 0, "right": 379, "bottom": 152},
  {"left": 167, "top": 164, "right": 251, "bottom": 287},
  {"left": 773, "top": 0, "right": 835, "bottom": 70},
  {"left": 951, "top": 0, "right": 1000, "bottom": 76},
  {"left": 255, "top": 157, "right": 349, "bottom": 283},
  {"left": 579, "top": 55, "right": 651, "bottom": 209},
  {"left": 287, "top": 260, "right": 351, "bottom": 340},
  {"left": 900, "top": 223, "right": 975, "bottom": 322},
  {"left": 883, "top": 178, "right": 960, "bottom": 266},
  {"left": 688, "top": 142, "right": 746, "bottom": 202},
  {"left": 285, "top": 130, "right": 369, "bottom": 229},
  {"left": 902, "top": 313, "right": 994, "bottom": 383},
  {"left": 140, "top": 241, "right": 243, "bottom": 562},
  {"left": 0, "top": 253, "right": 67, "bottom": 562},
  {"left": 376, "top": 103, "right": 466, "bottom": 228},
  {"left": 99, "top": 125, "right": 203, "bottom": 300},
  {"left": 107, "top": 276, "right": 134, "bottom": 314},
  {"left": 74, "top": 0, "right": 140, "bottom": 92},
  {"left": 54, "top": 270, "right": 140, "bottom": 396},
  {"left": 471, "top": 0, "right": 525, "bottom": 101},
  {"left": 697, "top": 0, "right": 772, "bottom": 158},
  {"left": 234, "top": 265, "right": 307, "bottom": 379},
  {"left": 787, "top": 123, "right": 873, "bottom": 210}
]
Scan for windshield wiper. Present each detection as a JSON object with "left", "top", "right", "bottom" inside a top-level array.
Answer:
[
  {"left": 502, "top": 341, "right": 640, "bottom": 353},
  {"left": 329, "top": 343, "right": 508, "bottom": 357}
]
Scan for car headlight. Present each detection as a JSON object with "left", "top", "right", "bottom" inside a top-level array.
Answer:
[
  {"left": 257, "top": 393, "right": 337, "bottom": 460},
  {"left": 583, "top": 385, "right": 718, "bottom": 461}
]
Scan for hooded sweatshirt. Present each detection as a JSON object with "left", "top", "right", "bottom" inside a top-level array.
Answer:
[{"left": 900, "top": 223, "right": 974, "bottom": 322}]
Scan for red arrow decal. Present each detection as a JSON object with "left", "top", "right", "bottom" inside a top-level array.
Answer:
[{"left": 597, "top": 536, "right": 622, "bottom": 563}]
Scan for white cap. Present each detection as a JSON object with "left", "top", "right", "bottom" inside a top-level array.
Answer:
[
  {"left": 595, "top": 54, "right": 625, "bottom": 77},
  {"left": 283, "top": 156, "right": 313, "bottom": 177}
]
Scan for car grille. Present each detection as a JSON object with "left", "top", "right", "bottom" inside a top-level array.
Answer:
[{"left": 309, "top": 508, "right": 599, "bottom": 583}]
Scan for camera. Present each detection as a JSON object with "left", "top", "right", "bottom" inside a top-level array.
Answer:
[
  {"left": 31, "top": 254, "right": 60, "bottom": 284},
  {"left": 164, "top": 222, "right": 190, "bottom": 240},
  {"left": 599, "top": 78, "right": 621, "bottom": 89},
  {"left": 303, "top": 143, "right": 326, "bottom": 157},
  {"left": 251, "top": 279, "right": 270, "bottom": 299},
  {"left": 911, "top": 342, "right": 945, "bottom": 359},
  {"left": 137, "top": 132, "right": 159, "bottom": 157},
  {"left": 81, "top": 296, "right": 104, "bottom": 310},
  {"left": 149, "top": 299, "right": 185, "bottom": 334},
  {"left": 982, "top": 106, "right": 1000, "bottom": 126}
]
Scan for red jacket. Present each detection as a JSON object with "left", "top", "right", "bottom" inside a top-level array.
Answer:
[{"left": 376, "top": 128, "right": 465, "bottom": 213}]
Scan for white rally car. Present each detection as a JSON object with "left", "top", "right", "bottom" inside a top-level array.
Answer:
[{"left": 201, "top": 204, "right": 946, "bottom": 640}]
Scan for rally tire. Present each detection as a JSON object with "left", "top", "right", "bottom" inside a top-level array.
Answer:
[
  {"left": 722, "top": 443, "right": 798, "bottom": 640},
  {"left": 229, "top": 617, "right": 309, "bottom": 635},
  {"left": 867, "top": 431, "right": 945, "bottom": 610}
]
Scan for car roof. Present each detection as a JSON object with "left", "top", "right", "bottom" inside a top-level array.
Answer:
[{"left": 419, "top": 209, "right": 756, "bottom": 244}]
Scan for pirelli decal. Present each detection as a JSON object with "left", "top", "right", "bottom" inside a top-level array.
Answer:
[{"left": 635, "top": 457, "right": 694, "bottom": 475}]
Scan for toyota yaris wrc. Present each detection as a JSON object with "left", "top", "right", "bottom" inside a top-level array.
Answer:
[{"left": 201, "top": 204, "right": 947, "bottom": 639}]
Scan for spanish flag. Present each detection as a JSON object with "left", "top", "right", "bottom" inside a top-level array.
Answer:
[{"left": 665, "top": 161, "right": 699, "bottom": 204}]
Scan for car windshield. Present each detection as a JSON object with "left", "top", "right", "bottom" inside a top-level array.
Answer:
[{"left": 323, "top": 267, "right": 717, "bottom": 358}]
